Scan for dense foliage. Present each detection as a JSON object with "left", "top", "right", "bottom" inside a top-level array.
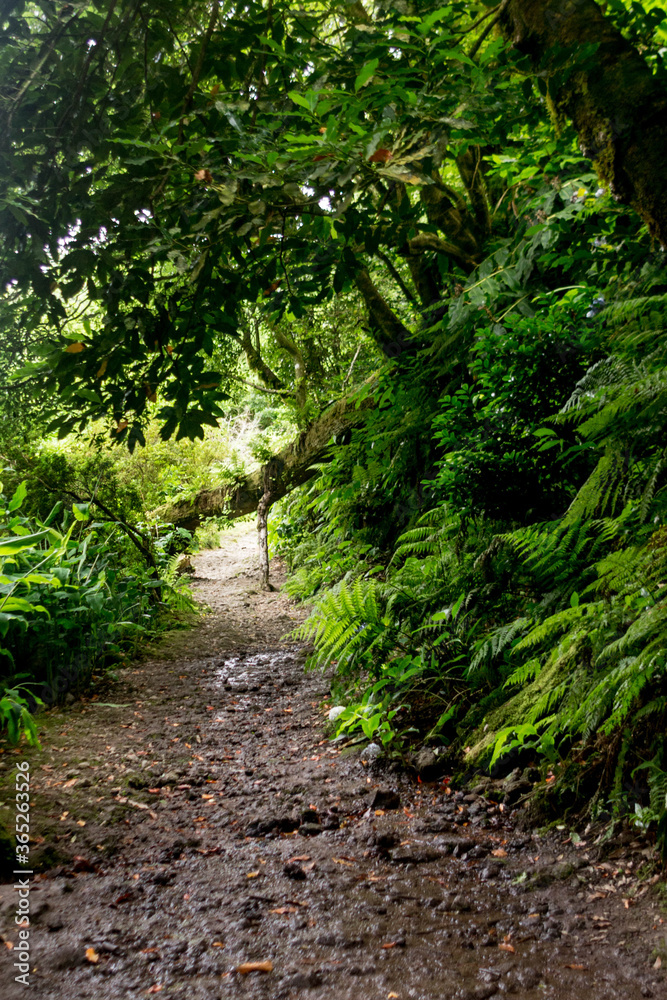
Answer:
[{"left": 2, "top": 0, "right": 667, "bottom": 847}]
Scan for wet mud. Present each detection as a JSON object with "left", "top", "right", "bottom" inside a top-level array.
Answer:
[{"left": 0, "top": 522, "right": 665, "bottom": 999}]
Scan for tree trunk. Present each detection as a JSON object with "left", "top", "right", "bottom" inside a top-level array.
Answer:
[
  {"left": 500, "top": 0, "right": 667, "bottom": 245},
  {"left": 257, "top": 459, "right": 282, "bottom": 591},
  {"left": 154, "top": 380, "right": 376, "bottom": 530},
  {"left": 257, "top": 493, "right": 271, "bottom": 589}
]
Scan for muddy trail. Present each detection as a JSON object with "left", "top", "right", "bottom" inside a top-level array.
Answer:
[{"left": 0, "top": 522, "right": 665, "bottom": 999}]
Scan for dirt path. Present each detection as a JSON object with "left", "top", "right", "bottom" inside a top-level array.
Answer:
[{"left": 0, "top": 522, "right": 665, "bottom": 999}]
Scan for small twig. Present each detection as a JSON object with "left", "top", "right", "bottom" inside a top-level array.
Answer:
[
  {"left": 455, "top": 4, "right": 503, "bottom": 36},
  {"left": 178, "top": 2, "right": 218, "bottom": 142},
  {"left": 375, "top": 249, "right": 417, "bottom": 305},
  {"left": 227, "top": 372, "right": 293, "bottom": 397},
  {"left": 342, "top": 344, "right": 362, "bottom": 389},
  {"left": 469, "top": 0, "right": 509, "bottom": 61}
]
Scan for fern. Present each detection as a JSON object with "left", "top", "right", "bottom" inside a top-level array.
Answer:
[
  {"left": 468, "top": 617, "right": 530, "bottom": 677},
  {"left": 503, "top": 657, "right": 542, "bottom": 689},
  {"left": 292, "top": 578, "right": 391, "bottom": 675}
]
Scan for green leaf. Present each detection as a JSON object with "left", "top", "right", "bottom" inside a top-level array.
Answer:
[
  {"left": 288, "top": 91, "right": 312, "bottom": 111},
  {"left": 354, "top": 59, "right": 379, "bottom": 92},
  {"left": 7, "top": 481, "right": 27, "bottom": 512},
  {"left": 72, "top": 503, "right": 91, "bottom": 522},
  {"left": 0, "top": 531, "right": 52, "bottom": 556}
]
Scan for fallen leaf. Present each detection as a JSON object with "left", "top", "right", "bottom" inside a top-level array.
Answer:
[
  {"left": 388, "top": 994, "right": 399, "bottom": 999},
  {"left": 564, "top": 964, "right": 587, "bottom": 970},
  {"left": 623, "top": 898, "right": 636, "bottom": 908},
  {"left": 381, "top": 942, "right": 397, "bottom": 949},
  {"left": 332, "top": 858, "right": 354, "bottom": 867},
  {"left": 145, "top": 986, "right": 163, "bottom": 994},
  {"left": 59, "top": 811, "right": 69, "bottom": 821},
  {"left": 269, "top": 907, "right": 297, "bottom": 915},
  {"left": 498, "top": 943, "right": 515, "bottom": 953},
  {"left": 375, "top": 809, "right": 385, "bottom": 816},
  {"left": 63, "top": 778, "right": 78, "bottom": 788},
  {"left": 654, "top": 956, "right": 662, "bottom": 970},
  {"left": 236, "top": 960, "right": 273, "bottom": 974},
  {"left": 491, "top": 848, "right": 507, "bottom": 858},
  {"left": 5, "top": 941, "right": 14, "bottom": 950},
  {"left": 287, "top": 855, "right": 311, "bottom": 863},
  {"left": 77, "top": 820, "right": 86, "bottom": 827},
  {"left": 212, "top": 941, "right": 225, "bottom": 948},
  {"left": 85, "top": 947, "right": 99, "bottom": 964},
  {"left": 246, "top": 871, "right": 260, "bottom": 878}
]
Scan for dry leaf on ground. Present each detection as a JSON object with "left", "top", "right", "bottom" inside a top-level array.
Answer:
[{"left": 236, "top": 960, "right": 273, "bottom": 974}]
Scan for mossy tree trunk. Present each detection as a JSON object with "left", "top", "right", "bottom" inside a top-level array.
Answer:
[
  {"left": 155, "top": 385, "right": 375, "bottom": 532},
  {"left": 257, "top": 459, "right": 283, "bottom": 591},
  {"left": 500, "top": 0, "right": 667, "bottom": 245}
]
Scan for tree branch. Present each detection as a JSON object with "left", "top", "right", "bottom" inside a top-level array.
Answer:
[
  {"left": 375, "top": 249, "right": 417, "bottom": 305},
  {"left": 155, "top": 378, "right": 378, "bottom": 529},
  {"left": 354, "top": 269, "right": 413, "bottom": 358}
]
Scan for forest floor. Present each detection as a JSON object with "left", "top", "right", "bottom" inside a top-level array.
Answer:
[{"left": 0, "top": 520, "right": 666, "bottom": 999}]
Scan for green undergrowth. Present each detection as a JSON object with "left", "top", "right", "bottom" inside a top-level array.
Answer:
[
  {"left": 277, "top": 267, "right": 667, "bottom": 860},
  {"left": 0, "top": 480, "right": 196, "bottom": 745}
]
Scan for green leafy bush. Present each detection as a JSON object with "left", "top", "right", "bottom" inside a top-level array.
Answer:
[{"left": 0, "top": 480, "right": 193, "bottom": 743}]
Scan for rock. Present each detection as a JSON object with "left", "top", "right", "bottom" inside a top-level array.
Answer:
[
  {"left": 321, "top": 811, "right": 340, "bottom": 830},
  {"left": 502, "top": 778, "right": 532, "bottom": 805},
  {"left": 299, "top": 823, "right": 322, "bottom": 836},
  {"left": 414, "top": 748, "right": 439, "bottom": 778},
  {"left": 434, "top": 836, "right": 476, "bottom": 855},
  {"left": 456, "top": 985, "right": 497, "bottom": 999},
  {"left": 370, "top": 830, "right": 399, "bottom": 850},
  {"left": 467, "top": 844, "right": 490, "bottom": 860},
  {"left": 417, "top": 817, "right": 451, "bottom": 834},
  {"left": 521, "top": 767, "right": 540, "bottom": 783},
  {"left": 370, "top": 788, "right": 400, "bottom": 810},
  {"left": 158, "top": 770, "right": 180, "bottom": 786},
  {"left": 175, "top": 554, "right": 195, "bottom": 575},
  {"left": 51, "top": 944, "right": 87, "bottom": 970},
  {"left": 515, "top": 967, "right": 542, "bottom": 988},
  {"left": 391, "top": 846, "right": 442, "bottom": 864},
  {"left": 284, "top": 971, "right": 322, "bottom": 989},
  {"left": 283, "top": 862, "right": 307, "bottom": 880},
  {"left": 348, "top": 964, "right": 377, "bottom": 976},
  {"left": 301, "top": 808, "right": 319, "bottom": 823},
  {"left": 364, "top": 742, "right": 382, "bottom": 758},
  {"left": 316, "top": 933, "right": 337, "bottom": 946}
]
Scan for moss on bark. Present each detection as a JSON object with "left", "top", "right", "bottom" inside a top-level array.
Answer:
[{"left": 500, "top": 0, "right": 667, "bottom": 245}]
